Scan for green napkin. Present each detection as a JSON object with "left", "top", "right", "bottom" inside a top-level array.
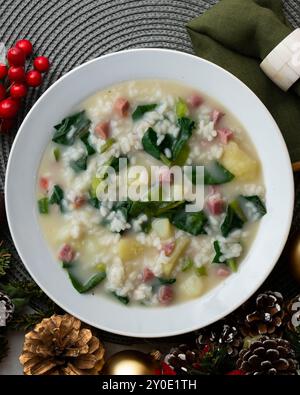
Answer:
[{"left": 187, "top": 0, "right": 300, "bottom": 164}]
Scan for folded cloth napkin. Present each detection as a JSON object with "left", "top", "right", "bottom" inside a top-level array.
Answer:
[{"left": 187, "top": 0, "right": 300, "bottom": 164}]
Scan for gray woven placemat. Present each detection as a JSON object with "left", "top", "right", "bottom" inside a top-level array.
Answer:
[{"left": 0, "top": 0, "right": 299, "bottom": 344}]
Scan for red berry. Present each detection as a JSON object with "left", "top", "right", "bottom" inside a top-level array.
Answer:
[
  {"left": 0, "top": 118, "right": 15, "bottom": 134},
  {"left": 0, "top": 98, "right": 19, "bottom": 118},
  {"left": 0, "top": 64, "right": 8, "bottom": 79},
  {"left": 8, "top": 66, "right": 25, "bottom": 82},
  {"left": 0, "top": 84, "right": 6, "bottom": 101},
  {"left": 33, "top": 56, "right": 50, "bottom": 73},
  {"left": 10, "top": 83, "right": 27, "bottom": 99},
  {"left": 26, "top": 69, "right": 42, "bottom": 87},
  {"left": 15, "top": 39, "right": 33, "bottom": 57},
  {"left": 7, "top": 47, "right": 26, "bottom": 66}
]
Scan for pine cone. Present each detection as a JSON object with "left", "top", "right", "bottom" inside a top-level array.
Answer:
[
  {"left": 286, "top": 294, "right": 300, "bottom": 333},
  {"left": 237, "top": 336, "right": 298, "bottom": 375},
  {"left": 240, "top": 291, "right": 284, "bottom": 337},
  {"left": 197, "top": 322, "right": 243, "bottom": 356},
  {"left": 164, "top": 344, "right": 201, "bottom": 374},
  {"left": 19, "top": 314, "right": 105, "bottom": 375},
  {"left": 0, "top": 291, "right": 15, "bottom": 325}
]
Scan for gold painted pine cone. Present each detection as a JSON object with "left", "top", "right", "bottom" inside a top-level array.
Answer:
[{"left": 19, "top": 314, "right": 105, "bottom": 375}]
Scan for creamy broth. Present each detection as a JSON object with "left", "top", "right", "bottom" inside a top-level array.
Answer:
[{"left": 37, "top": 80, "right": 265, "bottom": 306}]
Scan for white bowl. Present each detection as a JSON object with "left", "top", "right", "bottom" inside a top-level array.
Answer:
[{"left": 5, "top": 49, "right": 294, "bottom": 337}]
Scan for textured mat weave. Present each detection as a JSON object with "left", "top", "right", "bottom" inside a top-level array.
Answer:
[{"left": 0, "top": 0, "right": 299, "bottom": 343}]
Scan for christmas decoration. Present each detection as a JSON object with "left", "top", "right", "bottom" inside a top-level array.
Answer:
[
  {"left": 237, "top": 336, "right": 298, "bottom": 375},
  {"left": 164, "top": 344, "right": 201, "bottom": 374},
  {"left": 289, "top": 232, "right": 300, "bottom": 284},
  {"left": 0, "top": 241, "right": 10, "bottom": 277},
  {"left": 286, "top": 294, "right": 300, "bottom": 333},
  {"left": 197, "top": 322, "right": 243, "bottom": 356},
  {"left": 0, "top": 291, "right": 14, "bottom": 324},
  {"left": 19, "top": 314, "right": 105, "bottom": 375},
  {"left": 239, "top": 291, "right": 284, "bottom": 337},
  {"left": 0, "top": 38, "right": 50, "bottom": 134},
  {"left": 102, "top": 350, "right": 160, "bottom": 375}
]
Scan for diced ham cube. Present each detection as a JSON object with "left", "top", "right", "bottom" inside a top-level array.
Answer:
[
  {"left": 39, "top": 177, "right": 49, "bottom": 191},
  {"left": 216, "top": 267, "right": 231, "bottom": 277},
  {"left": 207, "top": 194, "right": 225, "bottom": 215},
  {"left": 187, "top": 93, "right": 203, "bottom": 109},
  {"left": 58, "top": 244, "right": 75, "bottom": 263},
  {"left": 94, "top": 121, "right": 110, "bottom": 140},
  {"left": 73, "top": 196, "right": 86, "bottom": 209},
  {"left": 158, "top": 285, "right": 173, "bottom": 305},
  {"left": 159, "top": 168, "right": 174, "bottom": 184},
  {"left": 211, "top": 110, "right": 224, "bottom": 125},
  {"left": 114, "top": 97, "right": 130, "bottom": 117},
  {"left": 142, "top": 267, "right": 155, "bottom": 283},
  {"left": 162, "top": 241, "right": 176, "bottom": 257},
  {"left": 217, "top": 128, "right": 233, "bottom": 144}
]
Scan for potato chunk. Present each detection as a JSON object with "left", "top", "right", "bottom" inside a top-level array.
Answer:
[
  {"left": 152, "top": 218, "right": 173, "bottom": 239},
  {"left": 221, "top": 141, "right": 258, "bottom": 181},
  {"left": 118, "top": 238, "right": 144, "bottom": 262},
  {"left": 178, "top": 274, "right": 203, "bottom": 298}
]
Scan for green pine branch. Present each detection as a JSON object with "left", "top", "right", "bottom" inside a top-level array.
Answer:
[{"left": 0, "top": 242, "right": 10, "bottom": 278}]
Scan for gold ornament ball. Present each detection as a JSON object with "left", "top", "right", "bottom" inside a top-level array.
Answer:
[
  {"left": 102, "top": 350, "right": 160, "bottom": 375},
  {"left": 289, "top": 233, "right": 300, "bottom": 283}
]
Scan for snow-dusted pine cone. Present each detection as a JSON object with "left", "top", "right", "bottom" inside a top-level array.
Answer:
[
  {"left": 0, "top": 291, "right": 15, "bottom": 325},
  {"left": 197, "top": 322, "right": 243, "bottom": 356},
  {"left": 237, "top": 336, "right": 298, "bottom": 375},
  {"left": 240, "top": 291, "right": 284, "bottom": 337}
]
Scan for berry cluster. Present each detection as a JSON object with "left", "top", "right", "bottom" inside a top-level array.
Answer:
[{"left": 0, "top": 39, "right": 50, "bottom": 133}]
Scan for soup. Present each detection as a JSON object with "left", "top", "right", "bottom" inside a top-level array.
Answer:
[{"left": 37, "top": 80, "right": 266, "bottom": 306}]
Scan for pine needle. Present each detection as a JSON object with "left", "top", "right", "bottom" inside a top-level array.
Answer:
[{"left": 0, "top": 241, "right": 10, "bottom": 277}]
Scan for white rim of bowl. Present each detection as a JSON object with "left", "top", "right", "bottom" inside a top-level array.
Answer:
[{"left": 5, "top": 48, "right": 294, "bottom": 338}]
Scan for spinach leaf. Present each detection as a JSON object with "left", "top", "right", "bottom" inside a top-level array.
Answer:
[
  {"left": 70, "top": 155, "right": 88, "bottom": 172},
  {"left": 64, "top": 269, "right": 106, "bottom": 294},
  {"left": 109, "top": 156, "right": 128, "bottom": 172},
  {"left": 129, "top": 200, "right": 184, "bottom": 219},
  {"left": 80, "top": 132, "right": 96, "bottom": 155},
  {"left": 38, "top": 197, "right": 49, "bottom": 214},
  {"left": 112, "top": 292, "right": 129, "bottom": 305},
  {"left": 172, "top": 143, "right": 190, "bottom": 166},
  {"left": 52, "top": 111, "right": 91, "bottom": 146},
  {"left": 157, "top": 277, "right": 176, "bottom": 285},
  {"left": 171, "top": 117, "right": 195, "bottom": 161},
  {"left": 88, "top": 196, "right": 100, "bottom": 209},
  {"left": 111, "top": 200, "right": 132, "bottom": 222},
  {"left": 170, "top": 208, "right": 207, "bottom": 236},
  {"left": 213, "top": 240, "right": 222, "bottom": 263},
  {"left": 142, "top": 128, "right": 171, "bottom": 166},
  {"left": 49, "top": 185, "right": 64, "bottom": 212},
  {"left": 221, "top": 205, "right": 245, "bottom": 237},
  {"left": 204, "top": 161, "right": 234, "bottom": 185},
  {"left": 132, "top": 104, "right": 157, "bottom": 121},
  {"left": 238, "top": 195, "right": 267, "bottom": 221},
  {"left": 155, "top": 201, "right": 185, "bottom": 216}
]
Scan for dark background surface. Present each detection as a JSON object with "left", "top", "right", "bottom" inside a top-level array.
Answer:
[{"left": 0, "top": 0, "right": 299, "bottom": 344}]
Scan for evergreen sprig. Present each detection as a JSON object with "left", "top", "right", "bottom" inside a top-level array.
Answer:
[{"left": 0, "top": 242, "right": 10, "bottom": 278}]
